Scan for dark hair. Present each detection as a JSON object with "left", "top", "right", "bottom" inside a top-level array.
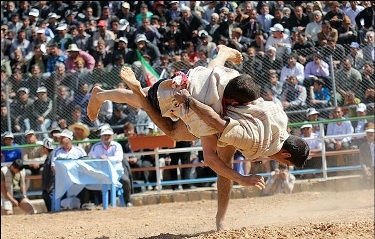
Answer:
[
  {"left": 224, "top": 75, "right": 260, "bottom": 104},
  {"left": 11, "top": 159, "right": 24, "bottom": 171},
  {"left": 281, "top": 135, "right": 310, "bottom": 167}
]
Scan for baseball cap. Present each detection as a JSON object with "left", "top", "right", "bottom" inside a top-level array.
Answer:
[
  {"left": 2, "top": 132, "right": 14, "bottom": 139},
  {"left": 29, "top": 8, "right": 39, "bottom": 17},
  {"left": 306, "top": 108, "right": 319, "bottom": 117},
  {"left": 18, "top": 87, "right": 29, "bottom": 94},
  {"left": 25, "top": 129, "right": 35, "bottom": 136},
  {"left": 118, "top": 37, "right": 128, "bottom": 43},
  {"left": 122, "top": 2, "right": 130, "bottom": 9},
  {"left": 356, "top": 103, "right": 367, "bottom": 112},
  {"left": 300, "top": 121, "right": 313, "bottom": 129},
  {"left": 135, "top": 34, "right": 147, "bottom": 43},
  {"left": 43, "top": 137, "right": 55, "bottom": 150},
  {"left": 36, "top": 86, "right": 47, "bottom": 93},
  {"left": 100, "top": 127, "right": 114, "bottom": 136},
  {"left": 97, "top": 20, "right": 107, "bottom": 27},
  {"left": 56, "top": 24, "right": 67, "bottom": 31},
  {"left": 270, "top": 23, "right": 284, "bottom": 32},
  {"left": 55, "top": 129, "right": 74, "bottom": 140}
]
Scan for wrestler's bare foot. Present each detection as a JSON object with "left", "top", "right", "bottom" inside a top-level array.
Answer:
[
  {"left": 217, "top": 45, "right": 243, "bottom": 64},
  {"left": 120, "top": 66, "right": 146, "bottom": 97},
  {"left": 216, "top": 218, "right": 225, "bottom": 231},
  {"left": 87, "top": 86, "right": 104, "bottom": 121}
]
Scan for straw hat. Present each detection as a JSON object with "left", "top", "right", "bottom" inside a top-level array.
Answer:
[{"left": 69, "top": 122, "right": 90, "bottom": 138}]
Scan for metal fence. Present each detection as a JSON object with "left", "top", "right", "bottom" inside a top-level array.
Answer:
[{"left": 2, "top": 42, "right": 374, "bottom": 140}]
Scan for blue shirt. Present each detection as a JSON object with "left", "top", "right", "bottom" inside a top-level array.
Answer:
[
  {"left": 1, "top": 143, "right": 22, "bottom": 163},
  {"left": 46, "top": 53, "right": 68, "bottom": 73}
]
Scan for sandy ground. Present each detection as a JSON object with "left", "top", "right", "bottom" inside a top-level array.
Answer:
[{"left": 1, "top": 189, "right": 374, "bottom": 239}]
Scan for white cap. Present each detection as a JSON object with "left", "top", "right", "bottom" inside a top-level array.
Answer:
[
  {"left": 56, "top": 24, "right": 67, "bottom": 31},
  {"left": 29, "top": 8, "right": 39, "bottom": 17},
  {"left": 270, "top": 23, "right": 284, "bottom": 32},
  {"left": 350, "top": 42, "right": 360, "bottom": 49},
  {"left": 2, "top": 132, "right": 14, "bottom": 139},
  {"left": 36, "top": 28, "right": 45, "bottom": 34},
  {"left": 48, "top": 13, "right": 61, "bottom": 19},
  {"left": 100, "top": 127, "right": 114, "bottom": 136},
  {"left": 43, "top": 138, "right": 55, "bottom": 150},
  {"left": 55, "top": 129, "right": 74, "bottom": 140},
  {"left": 36, "top": 86, "right": 47, "bottom": 93},
  {"left": 356, "top": 103, "right": 367, "bottom": 112},
  {"left": 300, "top": 121, "right": 313, "bottom": 129},
  {"left": 135, "top": 34, "right": 147, "bottom": 43},
  {"left": 25, "top": 129, "right": 35, "bottom": 136},
  {"left": 306, "top": 108, "right": 319, "bottom": 117},
  {"left": 365, "top": 123, "right": 375, "bottom": 133},
  {"left": 118, "top": 37, "right": 128, "bottom": 43}
]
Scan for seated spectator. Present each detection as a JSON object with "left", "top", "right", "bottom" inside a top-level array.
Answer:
[
  {"left": 227, "top": 27, "right": 251, "bottom": 53},
  {"left": 292, "top": 32, "right": 315, "bottom": 63},
  {"left": 355, "top": 3, "right": 374, "bottom": 45},
  {"left": 52, "top": 24, "right": 73, "bottom": 52},
  {"left": 22, "top": 130, "right": 45, "bottom": 179},
  {"left": 287, "top": 5, "right": 310, "bottom": 33},
  {"left": 194, "top": 50, "right": 209, "bottom": 68},
  {"left": 45, "top": 43, "right": 68, "bottom": 74},
  {"left": 279, "top": 53, "right": 305, "bottom": 85},
  {"left": 10, "top": 49, "right": 28, "bottom": 74},
  {"left": 127, "top": 34, "right": 161, "bottom": 66},
  {"left": 337, "top": 16, "right": 357, "bottom": 45},
  {"left": 41, "top": 137, "right": 55, "bottom": 212},
  {"left": 305, "top": 107, "right": 327, "bottom": 138},
  {"left": 65, "top": 44, "right": 95, "bottom": 74},
  {"left": 263, "top": 164, "right": 296, "bottom": 196},
  {"left": 28, "top": 65, "right": 49, "bottom": 98},
  {"left": 153, "top": 54, "right": 173, "bottom": 79},
  {"left": 242, "top": 47, "right": 263, "bottom": 81},
  {"left": 27, "top": 43, "right": 48, "bottom": 74},
  {"left": 88, "top": 126, "right": 133, "bottom": 206},
  {"left": 317, "top": 20, "right": 338, "bottom": 47},
  {"left": 321, "top": 37, "right": 346, "bottom": 70},
  {"left": 1, "top": 132, "right": 22, "bottom": 163},
  {"left": 106, "top": 103, "right": 129, "bottom": 134},
  {"left": 70, "top": 83, "right": 91, "bottom": 119},
  {"left": 336, "top": 58, "right": 362, "bottom": 100},
  {"left": 10, "top": 29, "right": 32, "bottom": 60},
  {"left": 352, "top": 103, "right": 369, "bottom": 148},
  {"left": 264, "top": 72, "right": 283, "bottom": 100},
  {"left": 359, "top": 123, "right": 375, "bottom": 188},
  {"left": 249, "top": 30, "right": 266, "bottom": 54},
  {"left": 326, "top": 106, "right": 354, "bottom": 167},
  {"left": 281, "top": 75, "right": 307, "bottom": 111},
  {"left": 261, "top": 46, "right": 283, "bottom": 76},
  {"left": 309, "top": 76, "right": 331, "bottom": 109},
  {"left": 1, "top": 159, "right": 37, "bottom": 215},
  {"left": 265, "top": 23, "right": 292, "bottom": 60},
  {"left": 303, "top": 52, "right": 330, "bottom": 88},
  {"left": 54, "top": 85, "right": 73, "bottom": 123},
  {"left": 256, "top": 3, "right": 274, "bottom": 35},
  {"left": 261, "top": 87, "right": 282, "bottom": 109},
  {"left": 196, "top": 30, "right": 216, "bottom": 60},
  {"left": 346, "top": 42, "right": 365, "bottom": 71},
  {"left": 299, "top": 122, "right": 323, "bottom": 177},
  {"left": 29, "top": 86, "right": 53, "bottom": 136},
  {"left": 134, "top": 17, "right": 161, "bottom": 46},
  {"left": 359, "top": 61, "right": 375, "bottom": 104},
  {"left": 73, "top": 22, "right": 91, "bottom": 52},
  {"left": 88, "top": 20, "right": 115, "bottom": 53},
  {"left": 68, "top": 122, "right": 91, "bottom": 153},
  {"left": 305, "top": 10, "right": 323, "bottom": 44},
  {"left": 270, "top": 8, "right": 288, "bottom": 31},
  {"left": 9, "top": 87, "right": 34, "bottom": 133},
  {"left": 112, "top": 37, "right": 133, "bottom": 66},
  {"left": 362, "top": 31, "right": 374, "bottom": 63}
]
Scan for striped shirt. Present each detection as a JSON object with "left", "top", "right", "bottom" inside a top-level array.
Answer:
[{"left": 218, "top": 98, "right": 289, "bottom": 160}]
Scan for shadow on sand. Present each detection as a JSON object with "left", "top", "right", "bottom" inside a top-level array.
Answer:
[{"left": 137, "top": 230, "right": 216, "bottom": 239}]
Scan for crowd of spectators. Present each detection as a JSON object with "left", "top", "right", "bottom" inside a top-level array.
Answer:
[{"left": 1, "top": 1, "right": 375, "bottom": 196}]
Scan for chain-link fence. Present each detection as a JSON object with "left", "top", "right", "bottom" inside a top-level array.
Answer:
[{"left": 2, "top": 42, "right": 374, "bottom": 143}]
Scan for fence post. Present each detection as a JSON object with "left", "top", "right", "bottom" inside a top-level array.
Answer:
[
  {"left": 155, "top": 148, "right": 162, "bottom": 192},
  {"left": 329, "top": 55, "right": 338, "bottom": 107},
  {"left": 320, "top": 123, "right": 328, "bottom": 180},
  {"left": 5, "top": 80, "right": 12, "bottom": 132}
]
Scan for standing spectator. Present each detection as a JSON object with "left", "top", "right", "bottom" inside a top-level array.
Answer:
[
  {"left": 178, "top": 6, "right": 206, "bottom": 46},
  {"left": 239, "top": 9, "right": 262, "bottom": 40},
  {"left": 204, "top": 12, "right": 220, "bottom": 37},
  {"left": 344, "top": 1, "right": 364, "bottom": 27},
  {"left": 279, "top": 53, "right": 305, "bottom": 84},
  {"left": 214, "top": 11, "right": 238, "bottom": 44},
  {"left": 65, "top": 44, "right": 95, "bottom": 74},
  {"left": 41, "top": 137, "right": 55, "bottom": 212},
  {"left": 265, "top": 23, "right": 292, "bottom": 60},
  {"left": 263, "top": 164, "right": 296, "bottom": 196},
  {"left": 323, "top": 1, "right": 346, "bottom": 30},
  {"left": 359, "top": 123, "right": 375, "bottom": 187},
  {"left": 281, "top": 75, "right": 307, "bottom": 111},
  {"left": 88, "top": 126, "right": 133, "bottom": 207},
  {"left": 30, "top": 86, "right": 53, "bottom": 135},
  {"left": 1, "top": 132, "right": 22, "bottom": 163},
  {"left": 1, "top": 159, "right": 37, "bottom": 215}
]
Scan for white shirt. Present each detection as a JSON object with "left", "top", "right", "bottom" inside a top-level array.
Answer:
[
  {"left": 345, "top": 6, "right": 364, "bottom": 27},
  {"left": 265, "top": 34, "right": 292, "bottom": 58},
  {"left": 305, "top": 21, "right": 322, "bottom": 42},
  {"left": 326, "top": 118, "right": 354, "bottom": 143},
  {"left": 88, "top": 141, "right": 124, "bottom": 173},
  {"left": 279, "top": 62, "right": 305, "bottom": 84},
  {"left": 51, "top": 145, "right": 87, "bottom": 167}
]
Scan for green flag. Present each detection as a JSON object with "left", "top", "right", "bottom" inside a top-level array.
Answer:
[{"left": 136, "top": 50, "right": 159, "bottom": 86}]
